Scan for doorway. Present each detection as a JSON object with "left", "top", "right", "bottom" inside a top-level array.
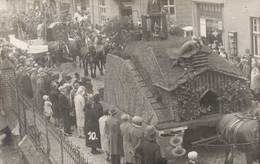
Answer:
[{"left": 199, "top": 90, "right": 219, "bottom": 115}]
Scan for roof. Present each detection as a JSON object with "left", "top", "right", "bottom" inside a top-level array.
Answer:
[
  {"left": 192, "top": 0, "right": 224, "bottom": 4},
  {"left": 124, "top": 37, "right": 244, "bottom": 92}
]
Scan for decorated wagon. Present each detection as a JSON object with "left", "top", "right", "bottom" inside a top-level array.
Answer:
[{"left": 104, "top": 37, "right": 253, "bottom": 161}]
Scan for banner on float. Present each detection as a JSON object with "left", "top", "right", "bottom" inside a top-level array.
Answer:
[
  {"left": 27, "top": 45, "right": 48, "bottom": 54},
  {"left": 8, "top": 34, "right": 29, "bottom": 50}
]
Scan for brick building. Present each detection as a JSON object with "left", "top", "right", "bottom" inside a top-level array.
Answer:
[
  {"left": 89, "top": 0, "right": 193, "bottom": 26},
  {"left": 192, "top": 0, "right": 260, "bottom": 58}
]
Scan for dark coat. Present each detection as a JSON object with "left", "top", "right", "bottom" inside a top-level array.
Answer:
[
  {"left": 49, "top": 87, "right": 61, "bottom": 118},
  {"left": 135, "top": 139, "right": 162, "bottom": 164},
  {"left": 84, "top": 104, "right": 101, "bottom": 148},
  {"left": 105, "top": 115, "right": 124, "bottom": 155},
  {"left": 22, "top": 73, "right": 33, "bottom": 99},
  {"left": 58, "top": 93, "right": 70, "bottom": 117}
]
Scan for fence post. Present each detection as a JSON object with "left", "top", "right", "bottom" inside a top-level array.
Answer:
[
  {"left": 60, "top": 130, "right": 64, "bottom": 164},
  {"left": 22, "top": 101, "right": 27, "bottom": 134},
  {"left": 256, "top": 112, "right": 260, "bottom": 162},
  {"left": 45, "top": 118, "right": 50, "bottom": 156}
]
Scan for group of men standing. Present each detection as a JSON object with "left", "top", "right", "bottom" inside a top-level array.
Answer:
[{"left": 98, "top": 109, "right": 165, "bottom": 164}]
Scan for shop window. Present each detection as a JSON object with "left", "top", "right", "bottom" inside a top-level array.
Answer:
[
  {"left": 252, "top": 18, "right": 260, "bottom": 56},
  {"left": 162, "top": 0, "right": 175, "bottom": 15}
]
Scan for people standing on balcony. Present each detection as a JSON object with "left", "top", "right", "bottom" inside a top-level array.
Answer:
[
  {"left": 120, "top": 114, "right": 133, "bottom": 164},
  {"left": 74, "top": 86, "right": 86, "bottom": 138},
  {"left": 105, "top": 108, "right": 124, "bottom": 164}
]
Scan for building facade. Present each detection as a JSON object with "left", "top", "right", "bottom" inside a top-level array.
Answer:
[
  {"left": 90, "top": 0, "right": 193, "bottom": 26},
  {"left": 192, "top": 0, "right": 260, "bottom": 58},
  {"left": 223, "top": 0, "right": 260, "bottom": 57},
  {"left": 192, "top": 0, "right": 224, "bottom": 45}
]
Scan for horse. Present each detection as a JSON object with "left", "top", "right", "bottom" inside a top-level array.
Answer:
[
  {"left": 46, "top": 41, "right": 73, "bottom": 66},
  {"left": 217, "top": 106, "right": 260, "bottom": 164}
]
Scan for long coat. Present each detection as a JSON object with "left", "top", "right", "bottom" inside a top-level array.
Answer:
[
  {"left": 99, "top": 115, "right": 109, "bottom": 153},
  {"left": 58, "top": 93, "right": 71, "bottom": 125},
  {"left": 120, "top": 122, "right": 133, "bottom": 163},
  {"left": 105, "top": 115, "right": 124, "bottom": 156},
  {"left": 49, "top": 87, "right": 61, "bottom": 119},
  {"left": 74, "top": 94, "right": 85, "bottom": 128},
  {"left": 22, "top": 73, "right": 33, "bottom": 99},
  {"left": 84, "top": 104, "right": 101, "bottom": 148},
  {"left": 135, "top": 139, "right": 162, "bottom": 164},
  {"left": 129, "top": 125, "right": 145, "bottom": 163}
]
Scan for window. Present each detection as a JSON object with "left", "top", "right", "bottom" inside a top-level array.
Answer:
[
  {"left": 162, "top": 0, "right": 175, "bottom": 15},
  {"left": 252, "top": 18, "right": 260, "bottom": 56},
  {"left": 98, "top": 0, "right": 106, "bottom": 24}
]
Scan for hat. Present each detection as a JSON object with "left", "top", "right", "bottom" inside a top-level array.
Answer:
[
  {"left": 110, "top": 108, "right": 118, "bottom": 115},
  {"left": 132, "top": 116, "right": 143, "bottom": 125},
  {"left": 187, "top": 151, "right": 198, "bottom": 161},
  {"left": 145, "top": 125, "right": 157, "bottom": 141},
  {"left": 42, "top": 95, "right": 49, "bottom": 100},
  {"left": 121, "top": 114, "right": 130, "bottom": 121}
]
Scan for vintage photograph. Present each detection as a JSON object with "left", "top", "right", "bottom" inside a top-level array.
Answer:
[{"left": 0, "top": 0, "right": 259, "bottom": 164}]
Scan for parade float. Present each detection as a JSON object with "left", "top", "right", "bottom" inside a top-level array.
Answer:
[{"left": 104, "top": 12, "right": 253, "bottom": 162}]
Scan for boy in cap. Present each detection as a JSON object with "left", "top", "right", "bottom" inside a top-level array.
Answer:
[{"left": 187, "top": 151, "right": 201, "bottom": 164}]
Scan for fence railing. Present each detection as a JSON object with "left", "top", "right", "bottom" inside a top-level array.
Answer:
[{"left": 9, "top": 82, "right": 89, "bottom": 164}]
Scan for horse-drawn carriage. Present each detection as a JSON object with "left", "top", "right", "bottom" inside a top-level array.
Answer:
[{"left": 104, "top": 36, "right": 259, "bottom": 163}]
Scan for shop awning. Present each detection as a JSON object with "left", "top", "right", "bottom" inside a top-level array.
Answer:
[
  {"left": 8, "top": 35, "right": 29, "bottom": 50},
  {"left": 192, "top": 0, "right": 224, "bottom": 4}
]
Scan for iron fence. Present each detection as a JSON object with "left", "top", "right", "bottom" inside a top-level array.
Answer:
[{"left": 9, "top": 82, "right": 89, "bottom": 164}]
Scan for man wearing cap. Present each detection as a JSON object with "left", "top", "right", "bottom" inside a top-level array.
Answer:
[
  {"left": 129, "top": 116, "right": 144, "bottom": 164},
  {"left": 135, "top": 125, "right": 163, "bottom": 164},
  {"left": 187, "top": 151, "right": 201, "bottom": 164},
  {"left": 120, "top": 114, "right": 133, "bottom": 164},
  {"left": 105, "top": 108, "right": 123, "bottom": 164}
]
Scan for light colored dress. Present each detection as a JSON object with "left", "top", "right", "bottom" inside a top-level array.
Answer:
[
  {"left": 74, "top": 86, "right": 86, "bottom": 129},
  {"left": 99, "top": 115, "right": 109, "bottom": 153}
]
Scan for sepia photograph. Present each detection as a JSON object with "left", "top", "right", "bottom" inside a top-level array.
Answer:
[{"left": 0, "top": 0, "right": 259, "bottom": 164}]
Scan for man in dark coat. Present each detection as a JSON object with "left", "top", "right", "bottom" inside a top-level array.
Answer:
[
  {"left": 135, "top": 126, "right": 162, "bottom": 164},
  {"left": 105, "top": 108, "right": 124, "bottom": 164},
  {"left": 49, "top": 81, "right": 61, "bottom": 127},
  {"left": 84, "top": 97, "right": 102, "bottom": 154},
  {"left": 58, "top": 85, "right": 72, "bottom": 135},
  {"left": 20, "top": 67, "right": 33, "bottom": 99}
]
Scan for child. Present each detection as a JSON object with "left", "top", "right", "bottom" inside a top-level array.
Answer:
[{"left": 43, "top": 95, "right": 53, "bottom": 122}]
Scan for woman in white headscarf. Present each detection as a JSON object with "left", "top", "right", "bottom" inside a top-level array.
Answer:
[{"left": 74, "top": 86, "right": 86, "bottom": 138}]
